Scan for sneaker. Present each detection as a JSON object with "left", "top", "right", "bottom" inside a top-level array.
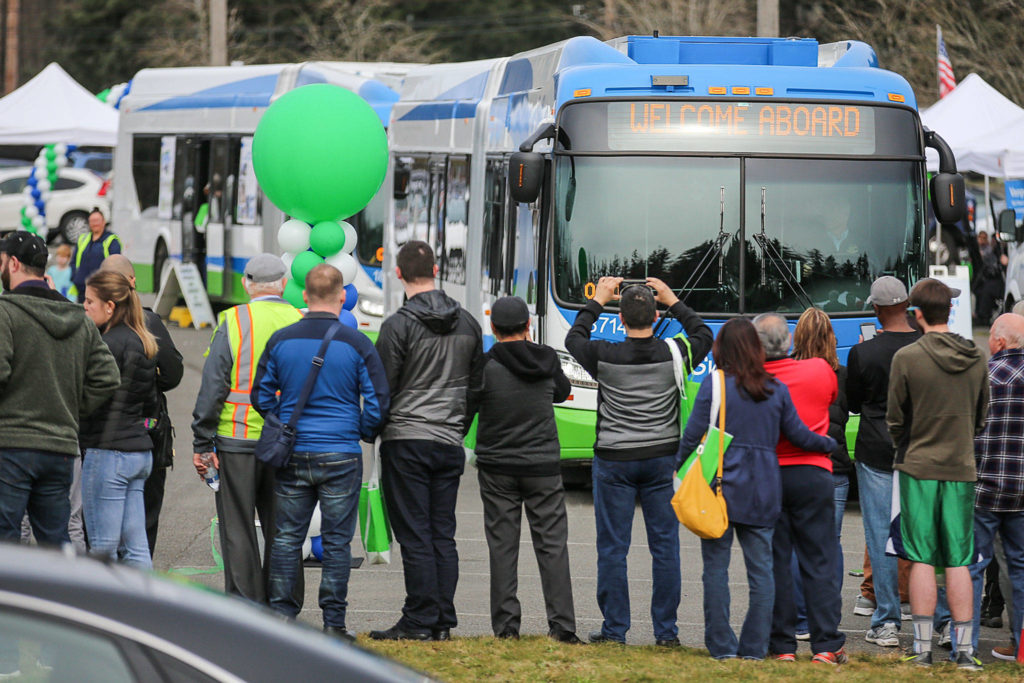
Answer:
[
  {"left": 772, "top": 653, "right": 796, "bottom": 662},
  {"left": 901, "top": 650, "right": 932, "bottom": 666},
  {"left": 936, "top": 624, "right": 952, "bottom": 649},
  {"left": 811, "top": 648, "right": 848, "bottom": 665},
  {"left": 955, "top": 651, "right": 984, "bottom": 671},
  {"left": 655, "top": 638, "right": 681, "bottom": 648},
  {"left": 853, "top": 595, "right": 876, "bottom": 616},
  {"left": 795, "top": 631, "right": 810, "bottom": 641},
  {"left": 865, "top": 623, "right": 900, "bottom": 647},
  {"left": 991, "top": 645, "right": 1016, "bottom": 661}
]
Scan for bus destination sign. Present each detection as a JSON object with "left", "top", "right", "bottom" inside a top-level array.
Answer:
[{"left": 607, "top": 101, "right": 877, "bottom": 154}]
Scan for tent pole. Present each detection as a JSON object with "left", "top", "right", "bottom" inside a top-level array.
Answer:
[{"left": 985, "top": 175, "right": 991, "bottom": 233}]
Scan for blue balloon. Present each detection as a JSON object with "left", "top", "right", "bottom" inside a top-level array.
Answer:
[
  {"left": 28, "top": 167, "right": 37, "bottom": 179},
  {"left": 338, "top": 309, "right": 358, "bottom": 329},
  {"left": 310, "top": 535, "right": 323, "bottom": 561},
  {"left": 30, "top": 188, "right": 41, "bottom": 200},
  {"left": 26, "top": 176, "right": 37, "bottom": 187},
  {"left": 35, "top": 200, "right": 45, "bottom": 212},
  {"left": 342, "top": 284, "right": 358, "bottom": 311}
]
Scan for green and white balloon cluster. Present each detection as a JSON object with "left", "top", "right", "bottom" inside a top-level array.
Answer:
[
  {"left": 252, "top": 84, "right": 388, "bottom": 313},
  {"left": 20, "top": 143, "right": 72, "bottom": 235},
  {"left": 277, "top": 218, "right": 360, "bottom": 309}
]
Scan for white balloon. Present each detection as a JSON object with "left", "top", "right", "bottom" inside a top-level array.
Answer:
[
  {"left": 281, "top": 252, "right": 296, "bottom": 270},
  {"left": 25, "top": 205, "right": 38, "bottom": 218},
  {"left": 31, "top": 215, "right": 44, "bottom": 228},
  {"left": 302, "top": 536, "right": 312, "bottom": 560},
  {"left": 36, "top": 178, "right": 51, "bottom": 192},
  {"left": 55, "top": 156, "right": 68, "bottom": 168},
  {"left": 307, "top": 503, "right": 322, "bottom": 538},
  {"left": 41, "top": 192, "right": 52, "bottom": 202},
  {"left": 326, "top": 252, "right": 358, "bottom": 286},
  {"left": 34, "top": 156, "right": 46, "bottom": 168},
  {"left": 54, "top": 143, "right": 67, "bottom": 155},
  {"left": 21, "top": 186, "right": 33, "bottom": 197},
  {"left": 277, "top": 219, "right": 311, "bottom": 254},
  {"left": 339, "top": 221, "right": 358, "bottom": 254}
]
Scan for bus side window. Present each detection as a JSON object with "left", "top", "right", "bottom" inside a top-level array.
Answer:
[
  {"left": 482, "top": 158, "right": 506, "bottom": 296},
  {"left": 208, "top": 138, "right": 228, "bottom": 224},
  {"left": 394, "top": 157, "right": 429, "bottom": 248},
  {"left": 132, "top": 137, "right": 161, "bottom": 217},
  {"left": 443, "top": 157, "right": 469, "bottom": 285},
  {"left": 428, "top": 159, "right": 446, "bottom": 278}
]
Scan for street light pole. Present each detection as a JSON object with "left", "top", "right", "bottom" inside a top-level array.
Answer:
[
  {"left": 757, "top": 0, "right": 779, "bottom": 37},
  {"left": 210, "top": 0, "right": 227, "bottom": 66}
]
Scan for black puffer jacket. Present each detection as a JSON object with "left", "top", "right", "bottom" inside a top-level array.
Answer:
[
  {"left": 375, "top": 290, "right": 485, "bottom": 446},
  {"left": 829, "top": 365, "right": 851, "bottom": 476},
  {"left": 80, "top": 323, "right": 158, "bottom": 452},
  {"left": 472, "top": 340, "right": 571, "bottom": 476}
]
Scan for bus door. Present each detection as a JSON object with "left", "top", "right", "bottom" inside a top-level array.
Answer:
[
  {"left": 172, "top": 136, "right": 210, "bottom": 283},
  {"left": 203, "top": 137, "right": 230, "bottom": 298}
]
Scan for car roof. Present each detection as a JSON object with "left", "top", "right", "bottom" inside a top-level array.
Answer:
[
  {"left": 0, "top": 544, "right": 428, "bottom": 682},
  {"left": 0, "top": 166, "right": 99, "bottom": 181}
]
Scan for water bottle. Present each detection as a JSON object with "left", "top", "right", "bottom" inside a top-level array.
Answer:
[{"left": 200, "top": 453, "right": 220, "bottom": 492}]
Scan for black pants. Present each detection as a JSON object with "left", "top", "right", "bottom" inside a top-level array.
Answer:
[
  {"left": 770, "top": 465, "right": 845, "bottom": 655},
  {"left": 478, "top": 468, "right": 575, "bottom": 637},
  {"left": 380, "top": 439, "right": 465, "bottom": 631}
]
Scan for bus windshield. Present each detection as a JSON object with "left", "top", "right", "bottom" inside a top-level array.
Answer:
[{"left": 552, "top": 155, "right": 925, "bottom": 314}]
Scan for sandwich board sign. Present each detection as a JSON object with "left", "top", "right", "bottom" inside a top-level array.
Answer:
[
  {"left": 928, "top": 265, "right": 972, "bottom": 340},
  {"left": 154, "top": 261, "right": 217, "bottom": 328}
]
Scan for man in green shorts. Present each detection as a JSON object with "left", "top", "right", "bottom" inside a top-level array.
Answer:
[{"left": 887, "top": 278, "right": 989, "bottom": 670}]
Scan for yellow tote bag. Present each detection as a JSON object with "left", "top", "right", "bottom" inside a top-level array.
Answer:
[{"left": 671, "top": 370, "right": 729, "bottom": 539}]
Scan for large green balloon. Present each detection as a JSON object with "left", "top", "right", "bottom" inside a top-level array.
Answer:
[
  {"left": 310, "top": 221, "right": 346, "bottom": 258},
  {"left": 252, "top": 84, "right": 388, "bottom": 224},
  {"left": 291, "top": 250, "right": 324, "bottom": 285},
  {"left": 283, "top": 279, "right": 306, "bottom": 308}
]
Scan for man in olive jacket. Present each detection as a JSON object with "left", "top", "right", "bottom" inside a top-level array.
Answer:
[{"left": 0, "top": 231, "right": 120, "bottom": 545}]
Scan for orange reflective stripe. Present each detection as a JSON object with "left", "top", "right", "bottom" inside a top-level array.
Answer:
[
  {"left": 245, "top": 307, "right": 256, "bottom": 388},
  {"left": 232, "top": 307, "right": 244, "bottom": 390},
  {"left": 242, "top": 405, "right": 251, "bottom": 439},
  {"left": 227, "top": 390, "right": 252, "bottom": 403}
]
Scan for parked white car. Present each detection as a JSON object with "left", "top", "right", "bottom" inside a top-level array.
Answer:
[{"left": 0, "top": 167, "right": 111, "bottom": 243}]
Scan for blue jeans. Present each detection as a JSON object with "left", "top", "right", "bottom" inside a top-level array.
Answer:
[
  {"left": 592, "top": 454, "right": 679, "bottom": 642},
  {"left": 970, "top": 509, "right": 1024, "bottom": 651},
  {"left": 856, "top": 461, "right": 901, "bottom": 629},
  {"left": 0, "top": 448, "right": 73, "bottom": 546},
  {"left": 794, "top": 472, "right": 849, "bottom": 633},
  {"left": 268, "top": 452, "right": 361, "bottom": 629},
  {"left": 82, "top": 449, "right": 152, "bottom": 569},
  {"left": 702, "top": 523, "right": 774, "bottom": 659}
]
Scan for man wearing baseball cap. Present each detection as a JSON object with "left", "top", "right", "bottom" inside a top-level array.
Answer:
[
  {"left": 0, "top": 231, "right": 120, "bottom": 547},
  {"left": 888, "top": 278, "right": 989, "bottom": 670},
  {"left": 846, "top": 276, "right": 921, "bottom": 649},
  {"left": 191, "top": 253, "right": 303, "bottom": 605}
]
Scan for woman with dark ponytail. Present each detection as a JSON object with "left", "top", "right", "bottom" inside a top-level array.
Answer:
[{"left": 80, "top": 270, "right": 158, "bottom": 568}]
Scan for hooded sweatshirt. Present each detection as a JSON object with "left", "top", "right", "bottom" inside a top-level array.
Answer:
[
  {"left": 472, "top": 340, "right": 572, "bottom": 476},
  {"left": 0, "top": 287, "right": 120, "bottom": 455},
  {"left": 887, "top": 332, "right": 989, "bottom": 482},
  {"left": 375, "top": 289, "right": 484, "bottom": 445}
]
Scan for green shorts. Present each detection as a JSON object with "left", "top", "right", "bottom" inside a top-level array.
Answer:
[{"left": 898, "top": 472, "right": 974, "bottom": 568}]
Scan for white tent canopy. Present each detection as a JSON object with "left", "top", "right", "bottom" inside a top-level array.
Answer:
[
  {"left": 0, "top": 62, "right": 118, "bottom": 147},
  {"left": 920, "top": 73, "right": 1024, "bottom": 174},
  {"left": 959, "top": 114, "right": 1024, "bottom": 178}
]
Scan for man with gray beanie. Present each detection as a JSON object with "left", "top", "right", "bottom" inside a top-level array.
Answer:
[{"left": 191, "top": 253, "right": 303, "bottom": 605}]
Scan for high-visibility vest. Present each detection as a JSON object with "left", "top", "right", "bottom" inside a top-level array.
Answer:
[
  {"left": 215, "top": 300, "right": 302, "bottom": 441},
  {"left": 75, "top": 232, "right": 120, "bottom": 269},
  {"left": 69, "top": 233, "right": 121, "bottom": 299}
]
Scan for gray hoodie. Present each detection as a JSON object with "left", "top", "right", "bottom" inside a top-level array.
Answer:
[
  {"left": 887, "top": 331, "right": 989, "bottom": 482},
  {"left": 0, "top": 288, "right": 120, "bottom": 455}
]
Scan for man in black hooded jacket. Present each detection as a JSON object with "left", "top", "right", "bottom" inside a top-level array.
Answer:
[
  {"left": 470, "top": 295, "right": 580, "bottom": 644},
  {"left": 370, "top": 241, "right": 485, "bottom": 642}
]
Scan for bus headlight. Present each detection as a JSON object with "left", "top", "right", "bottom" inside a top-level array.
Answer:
[
  {"left": 358, "top": 298, "right": 384, "bottom": 317},
  {"left": 556, "top": 351, "right": 597, "bottom": 389}
]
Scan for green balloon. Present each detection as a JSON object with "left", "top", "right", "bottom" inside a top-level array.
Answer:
[
  {"left": 45, "top": 148, "right": 56, "bottom": 161},
  {"left": 252, "top": 84, "right": 388, "bottom": 224},
  {"left": 310, "top": 221, "right": 346, "bottom": 257},
  {"left": 290, "top": 250, "right": 324, "bottom": 285},
  {"left": 283, "top": 279, "right": 305, "bottom": 308}
]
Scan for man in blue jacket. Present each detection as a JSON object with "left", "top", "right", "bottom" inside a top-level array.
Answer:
[{"left": 252, "top": 264, "right": 389, "bottom": 643}]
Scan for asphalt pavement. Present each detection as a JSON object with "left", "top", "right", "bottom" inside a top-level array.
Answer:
[{"left": 155, "top": 323, "right": 1011, "bottom": 661}]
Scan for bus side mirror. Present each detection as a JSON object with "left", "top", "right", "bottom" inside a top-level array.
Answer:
[
  {"left": 997, "top": 208, "right": 1019, "bottom": 240},
  {"left": 393, "top": 165, "right": 411, "bottom": 200},
  {"left": 929, "top": 172, "right": 965, "bottom": 225},
  {"left": 509, "top": 152, "right": 544, "bottom": 204}
]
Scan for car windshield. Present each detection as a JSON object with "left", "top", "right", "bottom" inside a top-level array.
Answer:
[{"left": 552, "top": 155, "right": 925, "bottom": 314}]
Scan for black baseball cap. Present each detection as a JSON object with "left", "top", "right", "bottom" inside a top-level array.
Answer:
[
  {"left": 491, "top": 296, "right": 529, "bottom": 328},
  {"left": 0, "top": 231, "right": 48, "bottom": 269}
]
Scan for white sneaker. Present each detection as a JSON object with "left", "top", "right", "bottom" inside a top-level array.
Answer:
[
  {"left": 853, "top": 595, "right": 876, "bottom": 616},
  {"left": 936, "top": 623, "right": 951, "bottom": 649},
  {"left": 865, "top": 622, "right": 900, "bottom": 647}
]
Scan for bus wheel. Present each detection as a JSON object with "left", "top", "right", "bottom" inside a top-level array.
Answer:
[
  {"left": 59, "top": 211, "right": 90, "bottom": 244},
  {"left": 154, "top": 241, "right": 170, "bottom": 291}
]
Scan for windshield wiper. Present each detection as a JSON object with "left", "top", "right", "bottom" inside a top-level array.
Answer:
[{"left": 751, "top": 186, "right": 815, "bottom": 311}]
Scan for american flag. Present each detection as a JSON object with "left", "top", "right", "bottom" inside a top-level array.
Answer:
[{"left": 937, "top": 25, "right": 956, "bottom": 98}]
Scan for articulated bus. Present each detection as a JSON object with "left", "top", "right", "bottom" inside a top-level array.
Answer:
[
  {"left": 112, "top": 61, "right": 415, "bottom": 337},
  {"left": 383, "top": 35, "right": 965, "bottom": 471}
]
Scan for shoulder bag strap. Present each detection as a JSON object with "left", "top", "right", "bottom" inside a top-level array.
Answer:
[
  {"left": 716, "top": 370, "right": 726, "bottom": 480},
  {"left": 664, "top": 338, "right": 684, "bottom": 397},
  {"left": 287, "top": 321, "right": 342, "bottom": 429}
]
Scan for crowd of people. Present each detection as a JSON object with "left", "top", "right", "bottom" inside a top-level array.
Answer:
[{"left": 2, "top": 229, "right": 1023, "bottom": 671}]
